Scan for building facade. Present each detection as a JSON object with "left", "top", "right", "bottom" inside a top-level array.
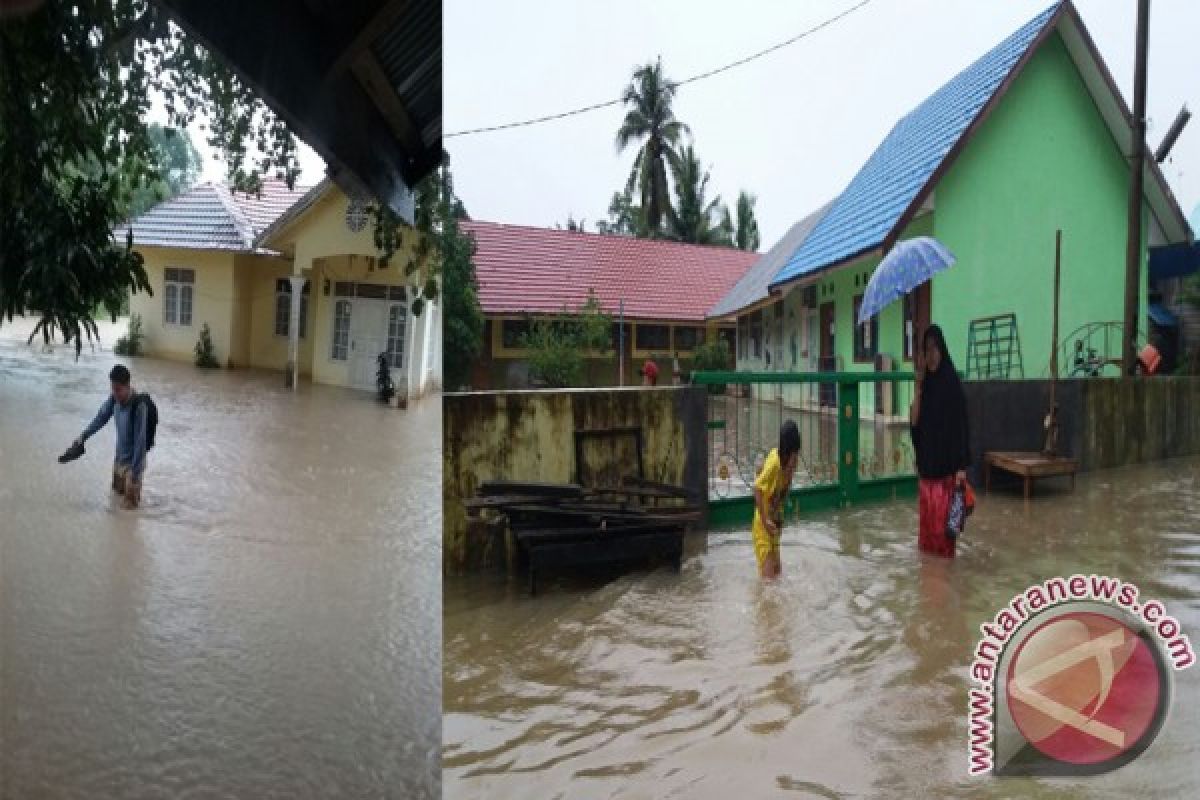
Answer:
[
  {"left": 710, "top": 2, "right": 1192, "bottom": 414},
  {"left": 121, "top": 180, "right": 441, "bottom": 402},
  {"left": 462, "top": 221, "right": 755, "bottom": 389}
]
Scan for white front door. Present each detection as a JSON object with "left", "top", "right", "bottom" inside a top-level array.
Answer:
[{"left": 349, "top": 298, "right": 388, "bottom": 390}]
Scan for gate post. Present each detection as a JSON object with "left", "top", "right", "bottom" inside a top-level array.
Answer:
[{"left": 837, "top": 378, "right": 860, "bottom": 505}]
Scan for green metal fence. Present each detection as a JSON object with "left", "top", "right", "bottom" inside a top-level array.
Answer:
[{"left": 692, "top": 371, "right": 920, "bottom": 527}]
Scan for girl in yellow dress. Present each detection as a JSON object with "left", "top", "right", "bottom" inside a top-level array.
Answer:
[{"left": 752, "top": 420, "right": 800, "bottom": 579}]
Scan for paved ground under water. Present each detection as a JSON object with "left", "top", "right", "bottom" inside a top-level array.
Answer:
[
  {"left": 444, "top": 457, "right": 1200, "bottom": 799},
  {"left": 0, "top": 327, "right": 441, "bottom": 799}
]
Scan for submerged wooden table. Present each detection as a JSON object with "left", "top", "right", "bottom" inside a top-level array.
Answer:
[{"left": 983, "top": 451, "right": 1078, "bottom": 501}]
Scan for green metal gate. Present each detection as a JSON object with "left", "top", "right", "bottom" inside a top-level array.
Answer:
[{"left": 692, "top": 370, "right": 920, "bottom": 527}]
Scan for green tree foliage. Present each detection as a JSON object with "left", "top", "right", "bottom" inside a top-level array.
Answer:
[
  {"left": 421, "top": 164, "right": 484, "bottom": 391},
  {"left": 125, "top": 123, "right": 203, "bottom": 219},
  {"left": 691, "top": 336, "right": 732, "bottom": 372},
  {"left": 1, "top": 0, "right": 302, "bottom": 354},
  {"left": 615, "top": 57, "right": 688, "bottom": 237},
  {"left": 370, "top": 161, "right": 473, "bottom": 322},
  {"left": 608, "top": 57, "right": 762, "bottom": 251},
  {"left": 595, "top": 187, "right": 644, "bottom": 237},
  {"left": 731, "top": 190, "right": 761, "bottom": 251},
  {"left": 523, "top": 291, "right": 612, "bottom": 388},
  {"left": 557, "top": 215, "right": 588, "bottom": 232},
  {"left": 666, "top": 145, "right": 728, "bottom": 246},
  {"left": 689, "top": 336, "right": 733, "bottom": 394},
  {"left": 113, "top": 313, "right": 145, "bottom": 356}
]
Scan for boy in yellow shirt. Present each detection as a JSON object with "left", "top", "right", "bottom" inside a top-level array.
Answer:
[{"left": 753, "top": 420, "right": 801, "bottom": 579}]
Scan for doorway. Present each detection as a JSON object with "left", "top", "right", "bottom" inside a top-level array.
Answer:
[
  {"left": 819, "top": 301, "right": 836, "bottom": 407},
  {"left": 349, "top": 298, "right": 388, "bottom": 390},
  {"left": 904, "top": 282, "right": 932, "bottom": 361},
  {"left": 334, "top": 282, "right": 408, "bottom": 391}
]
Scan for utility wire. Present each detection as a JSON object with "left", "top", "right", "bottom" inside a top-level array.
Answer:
[{"left": 445, "top": 0, "right": 874, "bottom": 138}]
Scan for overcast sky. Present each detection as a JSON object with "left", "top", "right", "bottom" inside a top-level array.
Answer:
[{"left": 440, "top": 0, "right": 1199, "bottom": 246}]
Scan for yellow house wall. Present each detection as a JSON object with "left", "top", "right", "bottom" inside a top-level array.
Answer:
[
  {"left": 130, "top": 247, "right": 239, "bottom": 365},
  {"left": 237, "top": 254, "right": 315, "bottom": 375},
  {"left": 275, "top": 191, "right": 388, "bottom": 267},
  {"left": 264, "top": 187, "right": 428, "bottom": 390}
]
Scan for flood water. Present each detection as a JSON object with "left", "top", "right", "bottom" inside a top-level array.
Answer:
[
  {"left": 444, "top": 457, "right": 1200, "bottom": 798},
  {"left": 0, "top": 330, "right": 440, "bottom": 798}
]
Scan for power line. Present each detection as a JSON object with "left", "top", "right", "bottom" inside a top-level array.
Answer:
[{"left": 445, "top": 0, "right": 874, "bottom": 138}]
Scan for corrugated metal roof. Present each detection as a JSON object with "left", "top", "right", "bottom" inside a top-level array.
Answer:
[
  {"left": 462, "top": 221, "right": 758, "bottom": 323},
  {"left": 115, "top": 180, "right": 311, "bottom": 252},
  {"left": 373, "top": 0, "right": 441, "bottom": 148},
  {"left": 707, "top": 202, "right": 832, "bottom": 319},
  {"left": 770, "top": 3, "right": 1060, "bottom": 289}
]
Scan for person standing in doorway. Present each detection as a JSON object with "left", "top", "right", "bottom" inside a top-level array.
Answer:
[
  {"left": 910, "top": 325, "right": 969, "bottom": 557},
  {"left": 63, "top": 364, "right": 151, "bottom": 509}
]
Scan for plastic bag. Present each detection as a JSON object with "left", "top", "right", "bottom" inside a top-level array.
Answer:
[{"left": 946, "top": 481, "right": 975, "bottom": 540}]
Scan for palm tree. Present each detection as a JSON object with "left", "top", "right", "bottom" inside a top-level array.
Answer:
[
  {"left": 615, "top": 57, "right": 689, "bottom": 237},
  {"left": 595, "top": 187, "right": 642, "bottom": 236},
  {"left": 666, "top": 145, "right": 727, "bottom": 245},
  {"left": 732, "top": 191, "right": 761, "bottom": 251}
]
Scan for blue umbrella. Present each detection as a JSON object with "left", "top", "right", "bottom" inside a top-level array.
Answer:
[{"left": 856, "top": 236, "right": 956, "bottom": 324}]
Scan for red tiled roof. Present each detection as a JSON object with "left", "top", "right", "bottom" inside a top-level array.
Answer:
[{"left": 462, "top": 221, "right": 758, "bottom": 323}]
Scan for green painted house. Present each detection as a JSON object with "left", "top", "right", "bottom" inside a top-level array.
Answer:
[{"left": 709, "top": 1, "right": 1193, "bottom": 413}]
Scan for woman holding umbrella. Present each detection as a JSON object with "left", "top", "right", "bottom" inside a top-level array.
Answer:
[
  {"left": 858, "top": 236, "right": 969, "bottom": 556},
  {"left": 910, "top": 324, "right": 970, "bottom": 557}
]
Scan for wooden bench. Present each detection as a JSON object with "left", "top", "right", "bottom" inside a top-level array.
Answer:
[
  {"left": 983, "top": 451, "right": 1078, "bottom": 501},
  {"left": 468, "top": 476, "right": 698, "bottom": 595},
  {"left": 515, "top": 522, "right": 685, "bottom": 595}
]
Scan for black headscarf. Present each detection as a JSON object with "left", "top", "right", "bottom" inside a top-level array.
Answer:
[{"left": 911, "top": 324, "right": 970, "bottom": 479}]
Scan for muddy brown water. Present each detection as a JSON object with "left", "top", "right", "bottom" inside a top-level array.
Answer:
[
  {"left": 445, "top": 457, "right": 1200, "bottom": 798},
  {"left": 0, "top": 336, "right": 440, "bottom": 798}
]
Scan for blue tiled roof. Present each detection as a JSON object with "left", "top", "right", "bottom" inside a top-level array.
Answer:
[{"left": 770, "top": 2, "right": 1061, "bottom": 289}]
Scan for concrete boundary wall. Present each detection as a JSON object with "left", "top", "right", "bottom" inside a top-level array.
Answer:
[
  {"left": 964, "top": 377, "right": 1200, "bottom": 484},
  {"left": 443, "top": 386, "right": 708, "bottom": 574}
]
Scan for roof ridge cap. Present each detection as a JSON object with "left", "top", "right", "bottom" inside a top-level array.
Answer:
[
  {"left": 210, "top": 183, "right": 257, "bottom": 248},
  {"left": 465, "top": 220, "right": 759, "bottom": 256}
]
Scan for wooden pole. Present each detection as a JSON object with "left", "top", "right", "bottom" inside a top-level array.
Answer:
[
  {"left": 1052, "top": 230, "right": 1061, "bottom": 384},
  {"left": 1044, "top": 230, "right": 1062, "bottom": 457},
  {"left": 1123, "top": 0, "right": 1151, "bottom": 375}
]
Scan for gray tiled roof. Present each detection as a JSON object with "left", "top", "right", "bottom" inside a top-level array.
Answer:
[
  {"left": 114, "top": 180, "right": 311, "bottom": 252},
  {"left": 707, "top": 202, "right": 832, "bottom": 319}
]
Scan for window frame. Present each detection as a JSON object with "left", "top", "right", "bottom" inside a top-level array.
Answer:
[
  {"left": 750, "top": 310, "right": 762, "bottom": 359},
  {"left": 385, "top": 302, "right": 406, "bottom": 369},
  {"left": 274, "top": 279, "right": 310, "bottom": 339},
  {"left": 331, "top": 299, "right": 352, "bottom": 361},
  {"left": 902, "top": 292, "right": 915, "bottom": 362},
  {"left": 163, "top": 267, "right": 195, "bottom": 327},
  {"left": 853, "top": 294, "right": 879, "bottom": 363},
  {"left": 672, "top": 325, "right": 704, "bottom": 352},
  {"left": 633, "top": 322, "right": 671, "bottom": 355}
]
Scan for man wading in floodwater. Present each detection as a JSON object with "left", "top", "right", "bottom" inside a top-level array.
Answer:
[{"left": 60, "top": 364, "right": 156, "bottom": 510}]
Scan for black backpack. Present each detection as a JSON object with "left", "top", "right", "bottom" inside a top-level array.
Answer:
[{"left": 134, "top": 393, "right": 159, "bottom": 451}]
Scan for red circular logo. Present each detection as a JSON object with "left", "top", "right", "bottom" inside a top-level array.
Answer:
[{"left": 1005, "top": 611, "right": 1163, "bottom": 766}]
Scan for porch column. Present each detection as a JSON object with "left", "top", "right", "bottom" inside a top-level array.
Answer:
[{"left": 286, "top": 273, "right": 308, "bottom": 391}]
